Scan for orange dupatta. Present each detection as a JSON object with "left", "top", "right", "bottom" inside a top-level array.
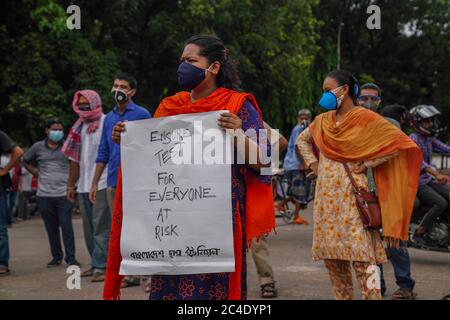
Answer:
[
  {"left": 103, "top": 87, "right": 275, "bottom": 300},
  {"left": 308, "top": 107, "right": 422, "bottom": 242}
]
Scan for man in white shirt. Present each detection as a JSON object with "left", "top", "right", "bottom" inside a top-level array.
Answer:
[{"left": 63, "top": 90, "right": 110, "bottom": 282}]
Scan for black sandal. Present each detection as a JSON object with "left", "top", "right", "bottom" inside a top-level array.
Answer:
[
  {"left": 260, "top": 283, "right": 278, "bottom": 298},
  {"left": 120, "top": 276, "right": 141, "bottom": 288},
  {"left": 391, "top": 288, "right": 417, "bottom": 300}
]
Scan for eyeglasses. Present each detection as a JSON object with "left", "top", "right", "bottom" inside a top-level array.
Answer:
[{"left": 358, "top": 95, "right": 381, "bottom": 102}]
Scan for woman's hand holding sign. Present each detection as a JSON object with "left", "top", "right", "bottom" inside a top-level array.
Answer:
[
  {"left": 217, "top": 112, "right": 242, "bottom": 131},
  {"left": 217, "top": 112, "right": 270, "bottom": 172}
]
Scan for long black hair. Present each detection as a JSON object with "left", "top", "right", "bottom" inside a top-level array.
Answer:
[
  {"left": 326, "top": 69, "right": 360, "bottom": 102},
  {"left": 185, "top": 35, "right": 241, "bottom": 91}
]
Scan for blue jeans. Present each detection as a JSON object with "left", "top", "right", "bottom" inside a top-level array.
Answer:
[
  {"left": 380, "top": 241, "right": 415, "bottom": 291},
  {"left": 0, "top": 194, "right": 9, "bottom": 267},
  {"left": 37, "top": 196, "right": 76, "bottom": 263},
  {"left": 6, "top": 191, "right": 18, "bottom": 224},
  {"left": 77, "top": 190, "right": 111, "bottom": 270}
]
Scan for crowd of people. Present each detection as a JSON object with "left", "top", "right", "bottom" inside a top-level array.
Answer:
[{"left": 0, "top": 34, "right": 449, "bottom": 300}]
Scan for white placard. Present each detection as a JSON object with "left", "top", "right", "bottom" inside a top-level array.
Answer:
[{"left": 119, "top": 111, "right": 235, "bottom": 275}]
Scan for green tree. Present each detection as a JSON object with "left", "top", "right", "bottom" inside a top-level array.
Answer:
[
  {"left": 1, "top": 0, "right": 448, "bottom": 145},
  {"left": 315, "top": 0, "right": 450, "bottom": 140},
  {"left": 74, "top": 0, "right": 320, "bottom": 133},
  {"left": 0, "top": 0, "right": 119, "bottom": 145}
]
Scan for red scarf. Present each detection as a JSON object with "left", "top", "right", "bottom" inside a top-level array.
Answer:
[
  {"left": 62, "top": 90, "right": 103, "bottom": 162},
  {"left": 103, "top": 87, "right": 275, "bottom": 300}
]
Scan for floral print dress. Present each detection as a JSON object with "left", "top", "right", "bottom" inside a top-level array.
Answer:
[{"left": 297, "top": 127, "right": 388, "bottom": 264}]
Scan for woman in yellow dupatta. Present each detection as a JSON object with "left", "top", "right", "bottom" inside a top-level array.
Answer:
[
  {"left": 103, "top": 35, "right": 275, "bottom": 300},
  {"left": 297, "top": 70, "right": 422, "bottom": 300}
]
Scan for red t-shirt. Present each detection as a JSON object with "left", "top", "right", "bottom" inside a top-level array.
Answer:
[{"left": 11, "top": 164, "right": 22, "bottom": 192}]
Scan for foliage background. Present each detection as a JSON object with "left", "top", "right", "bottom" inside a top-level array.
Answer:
[{"left": 0, "top": 0, "right": 448, "bottom": 145}]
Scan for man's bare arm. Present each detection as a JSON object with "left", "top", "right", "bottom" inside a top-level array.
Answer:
[{"left": 0, "top": 146, "right": 23, "bottom": 176}]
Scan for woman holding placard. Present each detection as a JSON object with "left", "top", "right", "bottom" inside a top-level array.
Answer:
[{"left": 104, "top": 35, "right": 275, "bottom": 300}]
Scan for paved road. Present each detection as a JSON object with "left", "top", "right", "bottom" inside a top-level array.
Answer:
[{"left": 1, "top": 207, "right": 449, "bottom": 300}]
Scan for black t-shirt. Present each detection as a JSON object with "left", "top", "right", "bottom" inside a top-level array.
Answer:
[{"left": 0, "top": 130, "right": 17, "bottom": 194}]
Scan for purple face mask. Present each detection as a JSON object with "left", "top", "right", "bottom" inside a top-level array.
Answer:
[{"left": 177, "top": 62, "right": 208, "bottom": 90}]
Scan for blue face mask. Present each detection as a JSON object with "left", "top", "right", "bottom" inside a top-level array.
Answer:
[
  {"left": 177, "top": 62, "right": 210, "bottom": 91},
  {"left": 48, "top": 130, "right": 64, "bottom": 143},
  {"left": 319, "top": 86, "right": 344, "bottom": 110}
]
